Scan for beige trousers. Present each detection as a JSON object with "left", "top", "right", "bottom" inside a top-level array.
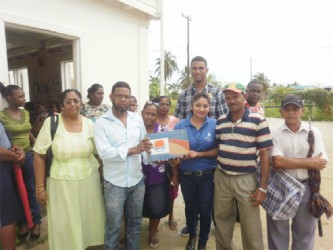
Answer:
[{"left": 214, "top": 169, "right": 264, "bottom": 250}]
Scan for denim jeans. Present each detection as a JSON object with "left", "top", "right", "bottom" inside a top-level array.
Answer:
[
  {"left": 104, "top": 177, "right": 145, "bottom": 250},
  {"left": 180, "top": 170, "right": 214, "bottom": 246},
  {"left": 19, "top": 151, "right": 41, "bottom": 225}
]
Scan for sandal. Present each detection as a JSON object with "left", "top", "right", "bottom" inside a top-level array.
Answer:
[
  {"left": 149, "top": 235, "right": 160, "bottom": 248},
  {"left": 18, "top": 224, "right": 29, "bottom": 240},
  {"left": 27, "top": 224, "right": 40, "bottom": 247},
  {"left": 168, "top": 219, "right": 177, "bottom": 230}
]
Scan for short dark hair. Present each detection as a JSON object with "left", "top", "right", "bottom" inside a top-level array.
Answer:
[
  {"left": 129, "top": 95, "right": 137, "bottom": 103},
  {"left": 60, "top": 89, "right": 82, "bottom": 105},
  {"left": 191, "top": 56, "right": 207, "bottom": 67},
  {"left": 111, "top": 81, "right": 131, "bottom": 94},
  {"left": 87, "top": 83, "right": 103, "bottom": 99},
  {"left": 247, "top": 79, "right": 262, "bottom": 89},
  {"left": 157, "top": 96, "right": 171, "bottom": 105}
]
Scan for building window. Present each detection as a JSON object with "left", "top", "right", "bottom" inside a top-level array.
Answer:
[
  {"left": 8, "top": 67, "right": 30, "bottom": 102},
  {"left": 61, "top": 61, "right": 74, "bottom": 90}
]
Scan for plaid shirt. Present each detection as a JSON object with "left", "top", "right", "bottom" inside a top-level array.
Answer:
[
  {"left": 257, "top": 167, "right": 305, "bottom": 220},
  {"left": 174, "top": 83, "right": 228, "bottom": 120}
]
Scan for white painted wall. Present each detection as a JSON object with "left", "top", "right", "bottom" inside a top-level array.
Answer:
[{"left": 0, "top": 0, "right": 159, "bottom": 109}]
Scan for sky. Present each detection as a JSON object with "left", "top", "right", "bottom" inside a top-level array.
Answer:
[{"left": 148, "top": 0, "right": 333, "bottom": 86}]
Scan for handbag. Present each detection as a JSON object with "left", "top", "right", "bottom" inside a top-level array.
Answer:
[
  {"left": 45, "top": 115, "right": 58, "bottom": 177},
  {"left": 257, "top": 164, "right": 305, "bottom": 220}
]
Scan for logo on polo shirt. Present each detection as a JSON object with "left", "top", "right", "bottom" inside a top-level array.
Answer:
[{"left": 205, "top": 132, "right": 213, "bottom": 141}]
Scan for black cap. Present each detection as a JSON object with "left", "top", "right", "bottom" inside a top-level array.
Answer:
[{"left": 281, "top": 94, "right": 303, "bottom": 108}]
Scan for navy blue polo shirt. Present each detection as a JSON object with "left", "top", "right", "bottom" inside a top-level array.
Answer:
[{"left": 174, "top": 116, "right": 217, "bottom": 171}]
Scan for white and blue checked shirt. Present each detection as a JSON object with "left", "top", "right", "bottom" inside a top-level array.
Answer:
[{"left": 174, "top": 83, "right": 228, "bottom": 120}]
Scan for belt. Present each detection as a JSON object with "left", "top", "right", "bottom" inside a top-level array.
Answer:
[
  {"left": 296, "top": 178, "right": 308, "bottom": 184},
  {"left": 182, "top": 169, "right": 215, "bottom": 176}
]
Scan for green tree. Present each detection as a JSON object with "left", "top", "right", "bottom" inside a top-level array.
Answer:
[
  {"left": 149, "top": 75, "right": 160, "bottom": 100},
  {"left": 300, "top": 88, "right": 333, "bottom": 115},
  {"left": 178, "top": 65, "right": 192, "bottom": 89},
  {"left": 268, "top": 85, "right": 293, "bottom": 105},
  {"left": 155, "top": 51, "right": 178, "bottom": 82},
  {"left": 253, "top": 72, "right": 271, "bottom": 94},
  {"left": 207, "top": 73, "right": 222, "bottom": 87}
]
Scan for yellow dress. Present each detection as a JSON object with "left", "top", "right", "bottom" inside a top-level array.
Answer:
[{"left": 34, "top": 115, "right": 105, "bottom": 250}]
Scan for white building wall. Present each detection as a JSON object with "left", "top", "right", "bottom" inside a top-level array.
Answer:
[{"left": 0, "top": 0, "right": 159, "bottom": 107}]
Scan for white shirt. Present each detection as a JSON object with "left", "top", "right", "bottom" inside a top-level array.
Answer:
[
  {"left": 94, "top": 110, "right": 147, "bottom": 187},
  {"left": 271, "top": 121, "right": 328, "bottom": 180}
]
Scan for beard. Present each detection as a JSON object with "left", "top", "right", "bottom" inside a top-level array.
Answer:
[{"left": 113, "top": 104, "right": 128, "bottom": 115}]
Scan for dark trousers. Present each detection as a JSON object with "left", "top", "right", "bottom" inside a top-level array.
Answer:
[
  {"left": 19, "top": 151, "right": 41, "bottom": 225},
  {"left": 180, "top": 171, "right": 214, "bottom": 246}
]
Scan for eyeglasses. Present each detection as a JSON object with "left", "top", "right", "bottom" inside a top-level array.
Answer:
[
  {"left": 145, "top": 100, "right": 160, "bottom": 107},
  {"left": 65, "top": 99, "right": 80, "bottom": 105},
  {"left": 113, "top": 94, "right": 130, "bottom": 100}
]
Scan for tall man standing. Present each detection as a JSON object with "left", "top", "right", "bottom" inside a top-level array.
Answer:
[
  {"left": 175, "top": 56, "right": 229, "bottom": 237},
  {"left": 214, "top": 83, "right": 273, "bottom": 250},
  {"left": 175, "top": 56, "right": 228, "bottom": 120},
  {"left": 94, "top": 81, "right": 151, "bottom": 250},
  {"left": 268, "top": 94, "right": 328, "bottom": 250}
]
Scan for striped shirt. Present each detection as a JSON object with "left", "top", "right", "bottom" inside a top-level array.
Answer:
[
  {"left": 174, "top": 83, "right": 228, "bottom": 120},
  {"left": 216, "top": 108, "right": 273, "bottom": 175}
]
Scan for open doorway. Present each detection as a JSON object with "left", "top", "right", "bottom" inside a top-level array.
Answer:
[{"left": 5, "top": 25, "right": 75, "bottom": 108}]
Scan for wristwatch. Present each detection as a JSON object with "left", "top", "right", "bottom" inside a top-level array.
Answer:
[{"left": 258, "top": 187, "right": 267, "bottom": 194}]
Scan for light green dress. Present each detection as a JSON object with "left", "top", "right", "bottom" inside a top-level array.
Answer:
[{"left": 33, "top": 114, "right": 105, "bottom": 250}]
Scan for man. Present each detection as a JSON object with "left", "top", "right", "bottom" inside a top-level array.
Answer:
[
  {"left": 214, "top": 82, "right": 273, "bottom": 250},
  {"left": 234, "top": 79, "right": 265, "bottom": 223},
  {"left": 268, "top": 94, "right": 328, "bottom": 250},
  {"left": 175, "top": 56, "right": 228, "bottom": 237},
  {"left": 245, "top": 79, "right": 265, "bottom": 116},
  {"left": 94, "top": 81, "right": 151, "bottom": 250},
  {"left": 175, "top": 56, "right": 228, "bottom": 120}
]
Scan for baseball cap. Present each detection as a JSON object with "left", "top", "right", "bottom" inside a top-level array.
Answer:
[
  {"left": 281, "top": 94, "right": 303, "bottom": 108},
  {"left": 223, "top": 82, "right": 245, "bottom": 94}
]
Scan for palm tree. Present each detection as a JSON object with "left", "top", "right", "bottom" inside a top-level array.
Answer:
[
  {"left": 155, "top": 51, "right": 178, "bottom": 82},
  {"left": 252, "top": 72, "right": 270, "bottom": 94},
  {"left": 178, "top": 65, "right": 192, "bottom": 89}
]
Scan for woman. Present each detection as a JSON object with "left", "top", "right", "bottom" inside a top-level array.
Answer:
[
  {"left": 142, "top": 101, "right": 170, "bottom": 248},
  {"left": 0, "top": 85, "right": 41, "bottom": 244},
  {"left": 0, "top": 122, "right": 25, "bottom": 250},
  {"left": 154, "top": 96, "right": 179, "bottom": 230},
  {"left": 80, "top": 83, "right": 111, "bottom": 122},
  {"left": 174, "top": 93, "right": 217, "bottom": 250},
  {"left": 33, "top": 89, "right": 105, "bottom": 250}
]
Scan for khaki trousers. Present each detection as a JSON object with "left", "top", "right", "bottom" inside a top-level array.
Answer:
[{"left": 214, "top": 169, "right": 264, "bottom": 250}]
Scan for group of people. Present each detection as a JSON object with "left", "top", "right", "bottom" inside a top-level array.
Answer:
[{"left": 0, "top": 55, "right": 329, "bottom": 250}]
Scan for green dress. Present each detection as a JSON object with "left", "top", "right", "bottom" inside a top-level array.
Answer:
[{"left": 33, "top": 114, "right": 105, "bottom": 250}]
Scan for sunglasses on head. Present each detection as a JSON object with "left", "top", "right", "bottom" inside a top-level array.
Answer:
[{"left": 145, "top": 100, "right": 160, "bottom": 107}]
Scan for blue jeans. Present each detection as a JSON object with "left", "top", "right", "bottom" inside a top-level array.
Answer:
[
  {"left": 104, "top": 177, "right": 145, "bottom": 250},
  {"left": 180, "top": 170, "right": 214, "bottom": 246},
  {"left": 19, "top": 151, "right": 41, "bottom": 225}
]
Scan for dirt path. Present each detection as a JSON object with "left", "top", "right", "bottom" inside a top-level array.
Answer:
[{"left": 17, "top": 118, "right": 333, "bottom": 250}]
